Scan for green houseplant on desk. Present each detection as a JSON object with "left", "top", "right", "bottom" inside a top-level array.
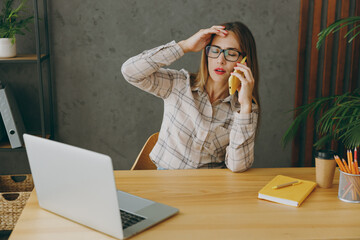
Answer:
[
  {"left": 282, "top": 16, "right": 360, "bottom": 151},
  {"left": 0, "top": 0, "right": 33, "bottom": 58}
]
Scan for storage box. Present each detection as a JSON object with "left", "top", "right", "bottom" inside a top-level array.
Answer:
[{"left": 0, "top": 175, "right": 34, "bottom": 230}]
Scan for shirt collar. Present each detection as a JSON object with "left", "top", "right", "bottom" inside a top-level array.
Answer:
[
  {"left": 222, "top": 94, "right": 232, "bottom": 103},
  {"left": 192, "top": 85, "right": 235, "bottom": 104},
  {"left": 191, "top": 85, "right": 207, "bottom": 98}
]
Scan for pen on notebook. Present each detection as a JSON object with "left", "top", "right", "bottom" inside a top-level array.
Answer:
[{"left": 272, "top": 180, "right": 302, "bottom": 189}]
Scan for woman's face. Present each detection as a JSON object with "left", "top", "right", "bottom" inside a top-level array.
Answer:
[{"left": 207, "top": 31, "right": 243, "bottom": 87}]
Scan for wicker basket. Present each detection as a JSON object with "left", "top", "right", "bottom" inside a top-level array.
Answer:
[{"left": 0, "top": 175, "right": 34, "bottom": 230}]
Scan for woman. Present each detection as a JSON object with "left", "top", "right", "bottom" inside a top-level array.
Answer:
[{"left": 121, "top": 22, "right": 259, "bottom": 172}]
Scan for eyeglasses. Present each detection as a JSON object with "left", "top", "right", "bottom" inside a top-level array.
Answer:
[{"left": 205, "top": 45, "right": 245, "bottom": 62}]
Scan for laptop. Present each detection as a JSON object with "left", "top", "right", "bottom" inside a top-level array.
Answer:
[{"left": 23, "top": 134, "right": 178, "bottom": 239}]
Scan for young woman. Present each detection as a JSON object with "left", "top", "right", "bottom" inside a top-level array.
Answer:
[{"left": 121, "top": 22, "right": 259, "bottom": 172}]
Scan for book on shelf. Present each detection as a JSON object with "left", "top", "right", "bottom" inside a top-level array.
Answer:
[
  {"left": 0, "top": 86, "right": 26, "bottom": 148},
  {"left": 258, "top": 175, "right": 317, "bottom": 207}
]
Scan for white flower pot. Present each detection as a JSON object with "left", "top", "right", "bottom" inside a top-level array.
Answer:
[{"left": 0, "top": 38, "right": 16, "bottom": 58}]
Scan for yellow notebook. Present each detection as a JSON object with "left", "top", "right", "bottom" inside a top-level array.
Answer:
[{"left": 258, "top": 175, "right": 317, "bottom": 207}]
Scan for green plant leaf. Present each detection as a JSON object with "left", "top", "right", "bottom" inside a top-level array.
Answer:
[
  {"left": 341, "top": 123, "right": 360, "bottom": 149},
  {"left": 0, "top": 0, "right": 33, "bottom": 38},
  {"left": 344, "top": 24, "right": 360, "bottom": 38},
  {"left": 313, "top": 134, "right": 333, "bottom": 150},
  {"left": 317, "top": 16, "right": 360, "bottom": 49},
  {"left": 282, "top": 88, "right": 360, "bottom": 149},
  {"left": 348, "top": 30, "right": 360, "bottom": 43}
]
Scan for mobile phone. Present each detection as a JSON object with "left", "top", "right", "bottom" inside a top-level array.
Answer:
[{"left": 228, "top": 56, "right": 247, "bottom": 95}]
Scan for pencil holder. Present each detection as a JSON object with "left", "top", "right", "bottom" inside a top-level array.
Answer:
[{"left": 338, "top": 169, "right": 360, "bottom": 203}]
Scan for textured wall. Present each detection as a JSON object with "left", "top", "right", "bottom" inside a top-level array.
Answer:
[{"left": 0, "top": 0, "right": 300, "bottom": 173}]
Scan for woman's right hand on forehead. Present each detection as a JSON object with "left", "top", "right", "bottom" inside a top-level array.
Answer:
[{"left": 178, "top": 26, "right": 228, "bottom": 53}]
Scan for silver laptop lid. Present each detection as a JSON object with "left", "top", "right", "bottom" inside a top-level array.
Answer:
[{"left": 23, "top": 134, "right": 124, "bottom": 239}]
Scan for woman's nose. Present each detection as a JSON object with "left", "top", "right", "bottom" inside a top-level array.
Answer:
[{"left": 217, "top": 52, "right": 226, "bottom": 64}]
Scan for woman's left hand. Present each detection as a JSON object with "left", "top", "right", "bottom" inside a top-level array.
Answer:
[{"left": 231, "top": 62, "right": 255, "bottom": 113}]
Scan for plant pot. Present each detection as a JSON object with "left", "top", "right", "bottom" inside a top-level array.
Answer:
[{"left": 0, "top": 38, "right": 16, "bottom": 58}]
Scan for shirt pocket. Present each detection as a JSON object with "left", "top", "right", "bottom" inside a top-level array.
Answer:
[{"left": 207, "top": 126, "right": 230, "bottom": 158}]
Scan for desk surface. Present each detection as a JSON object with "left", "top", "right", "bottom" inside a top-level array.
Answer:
[{"left": 9, "top": 168, "right": 360, "bottom": 240}]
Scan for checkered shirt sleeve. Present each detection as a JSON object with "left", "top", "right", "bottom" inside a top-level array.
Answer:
[{"left": 121, "top": 41, "right": 185, "bottom": 99}]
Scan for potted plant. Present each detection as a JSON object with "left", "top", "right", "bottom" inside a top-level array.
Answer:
[
  {"left": 282, "top": 16, "right": 360, "bottom": 151},
  {"left": 0, "top": 0, "right": 33, "bottom": 58}
]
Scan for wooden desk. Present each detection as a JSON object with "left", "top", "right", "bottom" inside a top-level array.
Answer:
[{"left": 9, "top": 168, "right": 360, "bottom": 239}]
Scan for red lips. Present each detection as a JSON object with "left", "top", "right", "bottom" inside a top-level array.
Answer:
[{"left": 214, "top": 68, "right": 226, "bottom": 75}]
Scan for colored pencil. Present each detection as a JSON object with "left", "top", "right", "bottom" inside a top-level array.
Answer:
[
  {"left": 334, "top": 155, "right": 344, "bottom": 172},
  {"left": 342, "top": 159, "right": 351, "bottom": 173},
  {"left": 347, "top": 150, "right": 353, "bottom": 173},
  {"left": 355, "top": 148, "right": 358, "bottom": 174},
  {"left": 355, "top": 159, "right": 359, "bottom": 175}
]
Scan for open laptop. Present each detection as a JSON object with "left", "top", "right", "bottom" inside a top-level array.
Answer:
[{"left": 23, "top": 134, "right": 178, "bottom": 239}]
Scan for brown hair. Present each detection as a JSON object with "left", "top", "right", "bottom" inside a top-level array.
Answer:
[{"left": 191, "top": 22, "right": 260, "bottom": 109}]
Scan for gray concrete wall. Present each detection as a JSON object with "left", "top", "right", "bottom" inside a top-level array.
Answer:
[{"left": 0, "top": 0, "right": 299, "bottom": 173}]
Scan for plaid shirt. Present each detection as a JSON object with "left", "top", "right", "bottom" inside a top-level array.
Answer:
[{"left": 121, "top": 41, "right": 258, "bottom": 172}]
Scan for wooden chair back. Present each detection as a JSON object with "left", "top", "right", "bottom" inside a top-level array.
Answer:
[{"left": 130, "top": 132, "right": 159, "bottom": 170}]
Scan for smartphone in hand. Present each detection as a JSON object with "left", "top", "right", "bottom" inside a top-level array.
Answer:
[{"left": 228, "top": 56, "right": 247, "bottom": 95}]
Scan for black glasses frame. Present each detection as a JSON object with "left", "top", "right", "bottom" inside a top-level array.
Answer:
[{"left": 205, "top": 45, "right": 245, "bottom": 62}]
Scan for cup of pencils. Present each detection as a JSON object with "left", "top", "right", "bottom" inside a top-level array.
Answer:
[{"left": 334, "top": 148, "right": 360, "bottom": 203}]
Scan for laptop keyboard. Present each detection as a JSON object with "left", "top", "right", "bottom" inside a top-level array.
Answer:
[{"left": 120, "top": 209, "right": 146, "bottom": 229}]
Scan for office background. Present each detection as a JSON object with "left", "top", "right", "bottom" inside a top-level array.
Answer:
[{"left": 0, "top": 0, "right": 300, "bottom": 174}]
